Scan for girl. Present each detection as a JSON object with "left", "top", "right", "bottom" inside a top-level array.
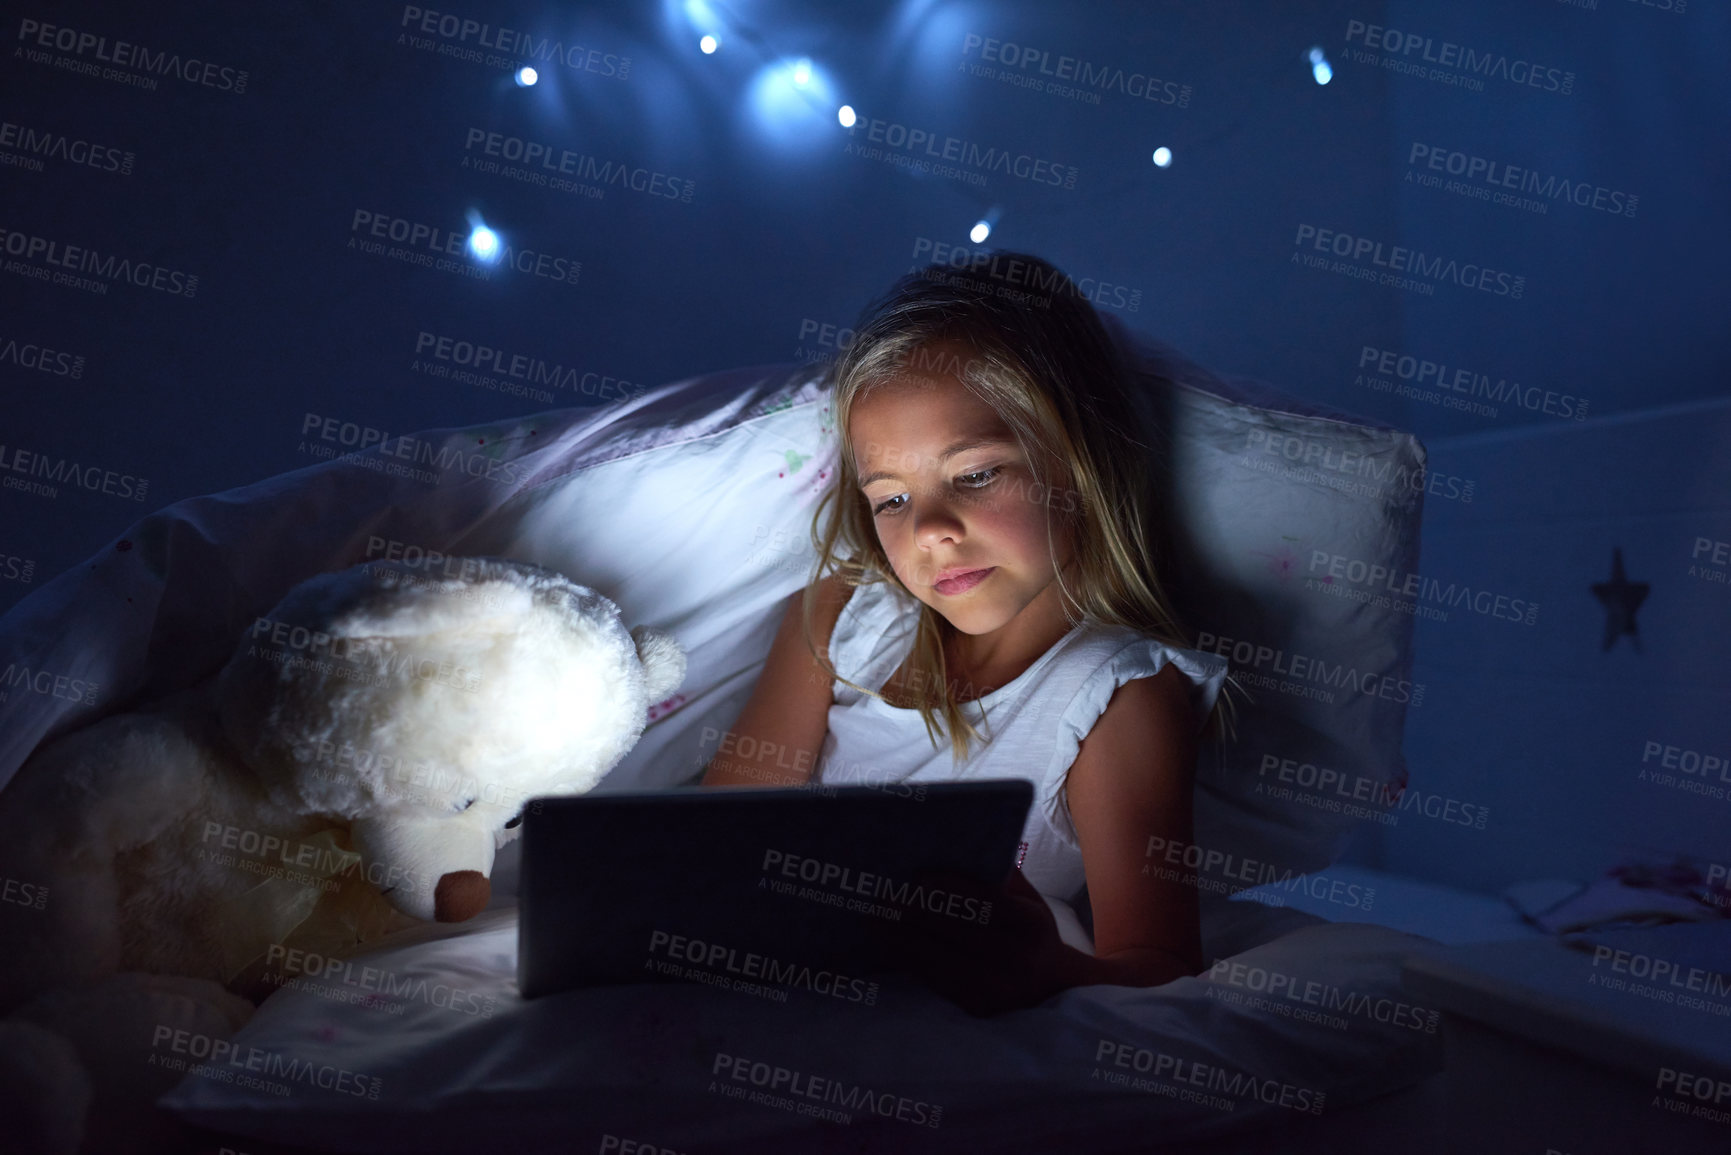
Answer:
[{"left": 701, "top": 252, "right": 1236, "bottom": 1015}]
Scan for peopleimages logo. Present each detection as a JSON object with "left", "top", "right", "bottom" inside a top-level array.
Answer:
[
  {"left": 0, "top": 226, "right": 198, "bottom": 298},
  {"left": 298, "top": 411, "right": 524, "bottom": 486},
  {"left": 244, "top": 615, "right": 482, "bottom": 695},
  {"left": 646, "top": 928, "right": 880, "bottom": 1006},
  {"left": 412, "top": 330, "right": 644, "bottom": 404},
  {"left": 200, "top": 820, "right": 434, "bottom": 900},
  {"left": 0, "top": 118, "right": 135, "bottom": 175},
  {"left": 1142, "top": 836, "right": 1377, "bottom": 909},
  {"left": 461, "top": 129, "right": 693, "bottom": 203},
  {"left": 1206, "top": 959, "right": 1442, "bottom": 1033},
  {"left": 0, "top": 333, "right": 85, "bottom": 379},
  {"left": 1195, "top": 630, "right": 1423, "bottom": 707},
  {"left": 1304, "top": 550, "right": 1540, "bottom": 627},
  {"left": 710, "top": 1051, "right": 943, "bottom": 1128},
  {"left": 15, "top": 17, "right": 250, "bottom": 93},
  {"left": 150, "top": 1027, "right": 381, "bottom": 1099},
  {"left": 760, "top": 849, "right": 992, "bottom": 925},
  {"left": 910, "top": 238, "right": 1141, "bottom": 312},
  {"left": 1293, "top": 224, "right": 1525, "bottom": 299},
  {"left": 959, "top": 31, "right": 1192, "bottom": 108},
  {"left": 0, "top": 442, "right": 148, "bottom": 503},
  {"left": 1, "top": 875, "right": 48, "bottom": 910},
  {"left": 262, "top": 944, "right": 497, "bottom": 1017},
  {"left": 1641, "top": 740, "right": 1730, "bottom": 784},
  {"left": 1638, "top": 738, "right": 1731, "bottom": 804},
  {"left": 348, "top": 210, "right": 580, "bottom": 287},
  {"left": 0, "top": 552, "right": 36, "bottom": 584},
  {"left": 0, "top": 662, "right": 98, "bottom": 705},
  {"left": 1691, "top": 536, "right": 1731, "bottom": 589},
  {"left": 1356, "top": 345, "right": 1587, "bottom": 421},
  {"left": 1407, "top": 142, "right": 1637, "bottom": 219},
  {"left": 1240, "top": 429, "right": 1475, "bottom": 504},
  {"left": 397, "top": 6, "right": 630, "bottom": 79},
  {"left": 1343, "top": 19, "right": 1575, "bottom": 95},
  {"left": 1652, "top": 1067, "right": 1731, "bottom": 1127},
  {"left": 1590, "top": 944, "right": 1731, "bottom": 1003},
  {"left": 844, "top": 112, "right": 1078, "bottom": 190},
  {"left": 1092, "top": 1037, "right": 1326, "bottom": 1115},
  {"left": 1707, "top": 859, "right": 1731, "bottom": 909},
  {"left": 1256, "top": 754, "right": 1490, "bottom": 831}
]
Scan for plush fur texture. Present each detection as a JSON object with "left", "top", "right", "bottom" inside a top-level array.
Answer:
[{"left": 0, "top": 556, "right": 684, "bottom": 1153}]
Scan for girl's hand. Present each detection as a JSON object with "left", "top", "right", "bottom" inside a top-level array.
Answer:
[{"left": 875, "top": 866, "right": 1072, "bottom": 1016}]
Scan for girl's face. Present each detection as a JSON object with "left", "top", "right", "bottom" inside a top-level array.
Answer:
[{"left": 848, "top": 341, "right": 1076, "bottom": 638}]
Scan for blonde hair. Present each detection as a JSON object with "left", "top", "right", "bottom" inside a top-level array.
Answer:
[{"left": 801, "top": 252, "right": 1240, "bottom": 763}]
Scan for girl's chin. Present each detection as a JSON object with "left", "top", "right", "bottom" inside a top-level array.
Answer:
[{"left": 930, "top": 602, "right": 1003, "bottom": 633}]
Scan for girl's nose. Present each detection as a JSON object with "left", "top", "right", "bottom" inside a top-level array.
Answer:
[{"left": 912, "top": 504, "right": 966, "bottom": 548}]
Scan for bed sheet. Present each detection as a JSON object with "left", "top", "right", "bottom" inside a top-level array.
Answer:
[{"left": 160, "top": 898, "right": 1447, "bottom": 1154}]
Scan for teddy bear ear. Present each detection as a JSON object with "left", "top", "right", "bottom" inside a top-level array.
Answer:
[{"left": 629, "top": 625, "right": 686, "bottom": 704}]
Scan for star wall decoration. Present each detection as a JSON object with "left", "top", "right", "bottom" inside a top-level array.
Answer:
[{"left": 1590, "top": 547, "right": 1649, "bottom": 653}]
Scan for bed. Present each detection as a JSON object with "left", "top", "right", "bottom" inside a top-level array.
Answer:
[
  {"left": 1, "top": 331, "right": 1471, "bottom": 1151},
  {"left": 156, "top": 874, "right": 1533, "bottom": 1154}
]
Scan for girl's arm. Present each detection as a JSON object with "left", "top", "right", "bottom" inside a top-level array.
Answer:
[
  {"left": 699, "top": 574, "right": 853, "bottom": 788},
  {"left": 1056, "top": 661, "right": 1204, "bottom": 989},
  {"left": 875, "top": 665, "right": 1201, "bottom": 1014}
]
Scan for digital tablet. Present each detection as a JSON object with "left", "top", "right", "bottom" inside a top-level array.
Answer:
[{"left": 517, "top": 778, "right": 1033, "bottom": 999}]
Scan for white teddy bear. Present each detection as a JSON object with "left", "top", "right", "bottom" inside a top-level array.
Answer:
[{"left": 0, "top": 556, "right": 685, "bottom": 1154}]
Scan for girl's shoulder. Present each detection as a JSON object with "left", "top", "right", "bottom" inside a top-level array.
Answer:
[
  {"left": 821, "top": 574, "right": 912, "bottom": 687},
  {"left": 834, "top": 573, "right": 918, "bottom": 629},
  {"left": 1061, "top": 623, "right": 1230, "bottom": 717}
]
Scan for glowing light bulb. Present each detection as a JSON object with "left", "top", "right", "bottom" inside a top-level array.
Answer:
[
  {"left": 970, "top": 220, "right": 991, "bottom": 243},
  {"left": 837, "top": 105, "right": 856, "bottom": 128},
  {"left": 793, "top": 59, "right": 811, "bottom": 85},
  {"left": 1309, "top": 46, "right": 1332, "bottom": 85},
  {"left": 468, "top": 225, "right": 500, "bottom": 261},
  {"left": 1152, "top": 147, "right": 1172, "bottom": 168},
  {"left": 700, "top": 35, "right": 718, "bottom": 54},
  {"left": 515, "top": 66, "right": 538, "bottom": 87}
]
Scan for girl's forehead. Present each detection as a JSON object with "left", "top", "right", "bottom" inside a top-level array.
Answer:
[
  {"left": 850, "top": 386, "right": 1007, "bottom": 448},
  {"left": 852, "top": 373, "right": 986, "bottom": 423}
]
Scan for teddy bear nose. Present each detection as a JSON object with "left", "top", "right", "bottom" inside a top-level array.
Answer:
[{"left": 433, "top": 870, "right": 491, "bottom": 922}]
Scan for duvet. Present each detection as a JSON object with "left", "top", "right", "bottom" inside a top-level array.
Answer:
[{"left": 160, "top": 898, "right": 1446, "bottom": 1154}]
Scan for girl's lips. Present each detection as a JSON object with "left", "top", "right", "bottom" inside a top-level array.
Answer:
[{"left": 934, "top": 567, "right": 994, "bottom": 595}]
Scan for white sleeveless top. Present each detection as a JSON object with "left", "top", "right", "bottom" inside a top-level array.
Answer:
[{"left": 815, "top": 579, "right": 1230, "bottom": 909}]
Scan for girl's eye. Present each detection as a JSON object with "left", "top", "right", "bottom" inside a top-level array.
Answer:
[
  {"left": 870, "top": 467, "right": 1000, "bottom": 517},
  {"left": 958, "top": 467, "right": 1000, "bottom": 488}
]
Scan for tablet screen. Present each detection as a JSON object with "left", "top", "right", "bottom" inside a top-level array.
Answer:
[{"left": 518, "top": 779, "right": 1033, "bottom": 999}]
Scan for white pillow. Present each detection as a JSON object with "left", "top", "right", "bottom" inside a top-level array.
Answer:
[
  {"left": 1104, "top": 316, "right": 1425, "bottom": 885},
  {"left": 459, "top": 377, "right": 840, "bottom": 802}
]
